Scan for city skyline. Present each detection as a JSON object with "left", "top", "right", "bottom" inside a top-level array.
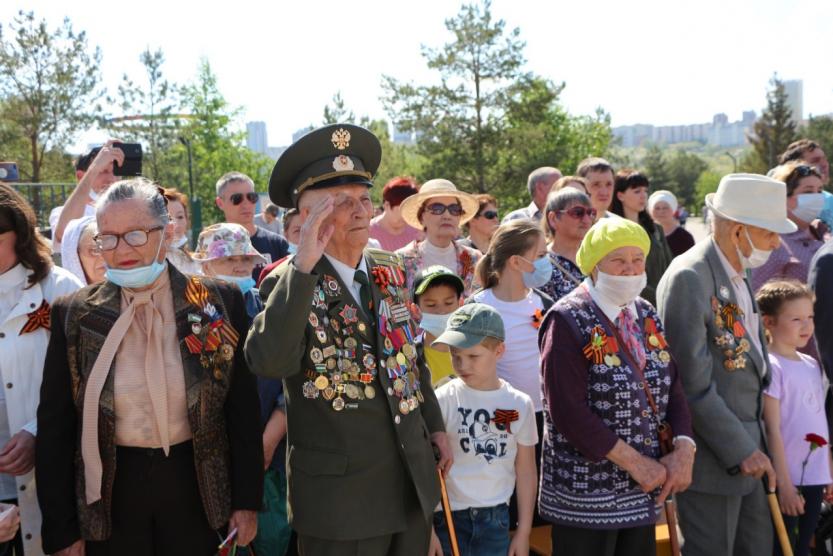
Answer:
[{"left": 4, "top": 0, "right": 830, "bottom": 153}]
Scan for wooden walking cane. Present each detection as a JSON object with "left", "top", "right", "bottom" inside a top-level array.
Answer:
[
  {"left": 764, "top": 479, "right": 794, "bottom": 556},
  {"left": 438, "top": 468, "right": 461, "bottom": 556},
  {"left": 665, "top": 496, "right": 681, "bottom": 556}
]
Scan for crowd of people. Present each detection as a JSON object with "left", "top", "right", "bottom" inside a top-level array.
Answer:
[{"left": 0, "top": 124, "right": 831, "bottom": 556}]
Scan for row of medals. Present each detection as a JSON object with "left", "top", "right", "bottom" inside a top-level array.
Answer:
[
  {"left": 600, "top": 333, "right": 671, "bottom": 367},
  {"left": 300, "top": 294, "right": 423, "bottom": 413},
  {"left": 715, "top": 319, "right": 751, "bottom": 370}
]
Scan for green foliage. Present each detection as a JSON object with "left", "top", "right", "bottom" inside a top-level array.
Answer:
[
  {"left": 694, "top": 170, "right": 721, "bottom": 213},
  {"left": 745, "top": 74, "right": 798, "bottom": 172},
  {"left": 104, "top": 47, "right": 181, "bottom": 181},
  {"left": 641, "top": 145, "right": 707, "bottom": 210},
  {"left": 381, "top": 0, "right": 612, "bottom": 213},
  {"left": 0, "top": 10, "right": 104, "bottom": 181},
  {"left": 322, "top": 92, "right": 355, "bottom": 125}
]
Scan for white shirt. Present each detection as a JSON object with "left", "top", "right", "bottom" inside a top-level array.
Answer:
[
  {"left": 49, "top": 203, "right": 96, "bottom": 252},
  {"left": 436, "top": 378, "right": 537, "bottom": 511},
  {"left": 471, "top": 288, "right": 545, "bottom": 411},
  {"left": 420, "top": 240, "right": 458, "bottom": 274},
  {"left": 713, "top": 239, "right": 763, "bottom": 359},
  {"left": 323, "top": 253, "right": 369, "bottom": 308}
]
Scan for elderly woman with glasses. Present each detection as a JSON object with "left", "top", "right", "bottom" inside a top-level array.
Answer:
[
  {"left": 539, "top": 188, "right": 593, "bottom": 302},
  {"left": 459, "top": 194, "right": 499, "bottom": 254},
  {"left": 36, "top": 179, "right": 262, "bottom": 556},
  {"left": 396, "top": 179, "right": 482, "bottom": 297},
  {"left": 750, "top": 162, "right": 826, "bottom": 293}
]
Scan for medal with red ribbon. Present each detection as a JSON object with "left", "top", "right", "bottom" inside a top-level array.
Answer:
[
  {"left": 493, "top": 409, "right": 520, "bottom": 433},
  {"left": 20, "top": 300, "right": 50, "bottom": 335}
]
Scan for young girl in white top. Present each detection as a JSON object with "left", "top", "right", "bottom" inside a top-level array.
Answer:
[
  {"left": 471, "top": 218, "right": 553, "bottom": 528},
  {"left": 759, "top": 280, "right": 833, "bottom": 556}
]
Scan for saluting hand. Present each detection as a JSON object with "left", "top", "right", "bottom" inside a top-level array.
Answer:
[{"left": 294, "top": 196, "right": 335, "bottom": 274}]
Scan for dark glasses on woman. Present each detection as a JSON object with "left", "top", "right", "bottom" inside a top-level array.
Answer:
[
  {"left": 794, "top": 165, "right": 821, "bottom": 178},
  {"left": 557, "top": 206, "right": 597, "bottom": 220},
  {"left": 425, "top": 202, "right": 464, "bottom": 216},
  {"left": 229, "top": 192, "right": 259, "bottom": 206},
  {"left": 477, "top": 210, "right": 499, "bottom": 220}
]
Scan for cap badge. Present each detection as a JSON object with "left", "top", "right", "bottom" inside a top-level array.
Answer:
[
  {"left": 331, "top": 128, "right": 351, "bottom": 150},
  {"left": 333, "top": 155, "right": 354, "bottom": 172}
]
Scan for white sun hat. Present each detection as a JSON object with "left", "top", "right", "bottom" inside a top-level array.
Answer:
[{"left": 705, "top": 173, "right": 797, "bottom": 234}]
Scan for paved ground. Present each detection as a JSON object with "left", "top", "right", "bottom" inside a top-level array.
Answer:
[{"left": 684, "top": 216, "right": 709, "bottom": 243}]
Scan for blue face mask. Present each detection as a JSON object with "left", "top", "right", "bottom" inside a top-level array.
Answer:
[
  {"left": 521, "top": 255, "right": 553, "bottom": 288},
  {"left": 105, "top": 235, "right": 167, "bottom": 289},
  {"left": 217, "top": 275, "right": 256, "bottom": 295},
  {"left": 287, "top": 243, "right": 298, "bottom": 255}
]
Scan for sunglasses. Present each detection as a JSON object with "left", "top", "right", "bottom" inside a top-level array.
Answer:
[
  {"left": 229, "top": 192, "right": 259, "bottom": 206},
  {"left": 425, "top": 202, "right": 464, "bottom": 216},
  {"left": 95, "top": 226, "right": 164, "bottom": 251},
  {"left": 558, "top": 206, "right": 597, "bottom": 220},
  {"left": 795, "top": 165, "right": 821, "bottom": 178},
  {"left": 477, "top": 210, "right": 499, "bottom": 220}
]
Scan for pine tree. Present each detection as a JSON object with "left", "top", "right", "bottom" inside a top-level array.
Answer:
[{"left": 747, "top": 75, "right": 798, "bottom": 171}]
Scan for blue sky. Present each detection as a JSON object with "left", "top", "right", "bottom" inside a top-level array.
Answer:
[{"left": 3, "top": 0, "right": 831, "bottom": 152}]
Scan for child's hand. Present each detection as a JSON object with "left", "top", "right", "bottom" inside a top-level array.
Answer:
[
  {"left": 428, "top": 527, "right": 443, "bottom": 556},
  {"left": 779, "top": 485, "right": 805, "bottom": 516},
  {"left": 508, "top": 530, "right": 530, "bottom": 556}
]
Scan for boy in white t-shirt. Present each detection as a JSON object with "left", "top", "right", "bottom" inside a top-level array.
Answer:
[{"left": 429, "top": 303, "right": 538, "bottom": 556}]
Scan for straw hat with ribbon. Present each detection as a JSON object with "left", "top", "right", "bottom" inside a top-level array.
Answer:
[{"left": 399, "top": 179, "right": 479, "bottom": 229}]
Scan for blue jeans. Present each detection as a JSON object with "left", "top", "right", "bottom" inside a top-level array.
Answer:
[{"left": 433, "top": 503, "right": 510, "bottom": 556}]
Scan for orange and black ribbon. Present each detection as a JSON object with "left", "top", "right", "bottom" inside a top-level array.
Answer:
[
  {"left": 721, "top": 303, "right": 741, "bottom": 329},
  {"left": 493, "top": 409, "right": 520, "bottom": 433},
  {"left": 582, "top": 326, "right": 608, "bottom": 364},
  {"left": 644, "top": 317, "right": 669, "bottom": 349},
  {"left": 531, "top": 309, "right": 544, "bottom": 329},
  {"left": 185, "top": 276, "right": 210, "bottom": 308},
  {"left": 20, "top": 300, "right": 50, "bottom": 335}
]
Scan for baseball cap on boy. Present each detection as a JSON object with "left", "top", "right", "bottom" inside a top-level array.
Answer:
[
  {"left": 432, "top": 303, "right": 505, "bottom": 349},
  {"left": 412, "top": 265, "right": 465, "bottom": 300}
]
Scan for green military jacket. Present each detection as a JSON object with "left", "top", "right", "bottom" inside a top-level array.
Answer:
[{"left": 245, "top": 248, "right": 443, "bottom": 541}]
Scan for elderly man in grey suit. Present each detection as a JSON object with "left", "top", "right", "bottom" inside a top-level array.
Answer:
[{"left": 657, "top": 174, "right": 797, "bottom": 556}]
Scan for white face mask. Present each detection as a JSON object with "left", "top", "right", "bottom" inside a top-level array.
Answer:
[
  {"left": 420, "top": 312, "right": 452, "bottom": 337},
  {"left": 170, "top": 235, "right": 188, "bottom": 249},
  {"left": 792, "top": 193, "right": 825, "bottom": 224},
  {"left": 736, "top": 227, "right": 772, "bottom": 270},
  {"left": 594, "top": 271, "right": 647, "bottom": 307}
]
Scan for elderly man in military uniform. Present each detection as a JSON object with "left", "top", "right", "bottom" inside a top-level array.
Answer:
[{"left": 245, "top": 124, "right": 451, "bottom": 555}]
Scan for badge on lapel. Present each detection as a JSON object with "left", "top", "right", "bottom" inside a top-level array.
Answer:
[{"left": 19, "top": 300, "right": 50, "bottom": 335}]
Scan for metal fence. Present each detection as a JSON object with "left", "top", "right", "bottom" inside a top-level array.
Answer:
[{"left": 11, "top": 182, "right": 75, "bottom": 237}]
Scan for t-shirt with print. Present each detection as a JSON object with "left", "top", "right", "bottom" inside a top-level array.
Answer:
[
  {"left": 765, "top": 352, "right": 832, "bottom": 486},
  {"left": 471, "top": 288, "right": 544, "bottom": 411},
  {"left": 435, "top": 378, "right": 537, "bottom": 511}
]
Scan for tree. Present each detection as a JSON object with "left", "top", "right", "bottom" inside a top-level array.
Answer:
[
  {"left": 666, "top": 150, "right": 708, "bottom": 209},
  {"left": 745, "top": 74, "right": 798, "bottom": 172},
  {"left": 178, "top": 60, "right": 273, "bottom": 224},
  {"left": 694, "top": 170, "right": 721, "bottom": 214},
  {"left": 0, "top": 11, "right": 103, "bottom": 181},
  {"left": 382, "top": 0, "right": 527, "bottom": 193},
  {"left": 104, "top": 47, "right": 181, "bottom": 181},
  {"left": 642, "top": 145, "right": 672, "bottom": 190},
  {"left": 322, "top": 92, "right": 356, "bottom": 125}
]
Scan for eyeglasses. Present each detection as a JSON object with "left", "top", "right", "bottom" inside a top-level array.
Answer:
[
  {"left": 478, "top": 210, "right": 499, "bottom": 220},
  {"left": 425, "top": 202, "right": 464, "bottom": 216},
  {"left": 795, "top": 165, "right": 821, "bottom": 178},
  {"left": 557, "top": 206, "right": 597, "bottom": 220},
  {"left": 94, "top": 226, "right": 164, "bottom": 251},
  {"left": 229, "top": 192, "right": 259, "bottom": 206}
]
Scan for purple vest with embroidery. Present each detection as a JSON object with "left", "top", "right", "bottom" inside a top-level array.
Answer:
[{"left": 539, "top": 288, "right": 672, "bottom": 529}]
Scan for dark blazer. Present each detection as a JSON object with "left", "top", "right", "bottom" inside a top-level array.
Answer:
[
  {"left": 657, "top": 239, "right": 769, "bottom": 496},
  {"left": 809, "top": 240, "right": 833, "bottom": 379},
  {"left": 36, "top": 265, "right": 262, "bottom": 554},
  {"left": 245, "top": 249, "right": 443, "bottom": 541}
]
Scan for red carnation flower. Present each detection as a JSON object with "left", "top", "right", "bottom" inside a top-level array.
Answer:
[{"left": 805, "top": 433, "right": 828, "bottom": 448}]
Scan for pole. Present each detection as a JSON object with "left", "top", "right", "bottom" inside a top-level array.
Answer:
[
  {"left": 764, "top": 480, "right": 793, "bottom": 556},
  {"left": 437, "top": 469, "right": 460, "bottom": 556},
  {"left": 725, "top": 151, "right": 738, "bottom": 173},
  {"left": 665, "top": 498, "right": 681, "bottom": 556},
  {"left": 179, "top": 137, "right": 201, "bottom": 248}
]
